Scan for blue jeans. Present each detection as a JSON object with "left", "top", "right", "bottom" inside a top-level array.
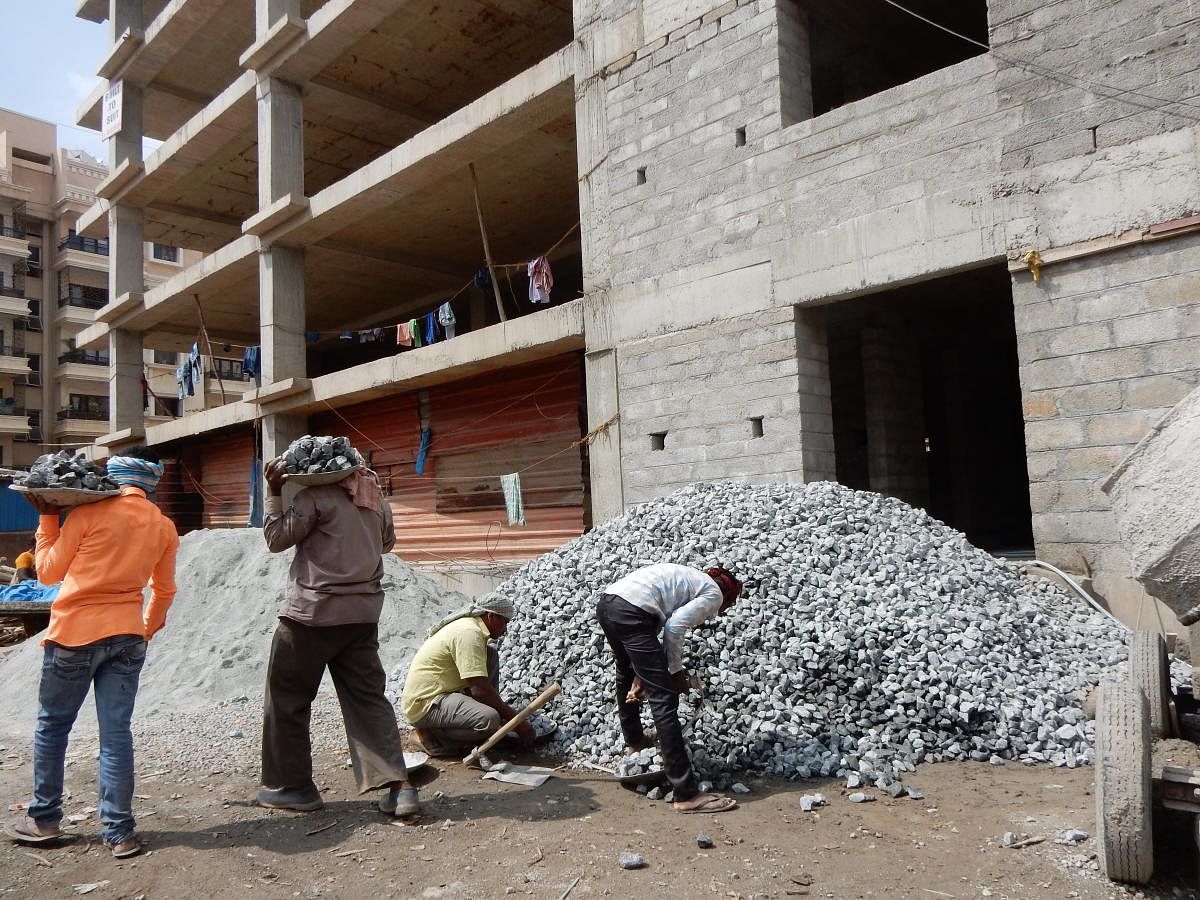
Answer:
[{"left": 29, "top": 635, "right": 147, "bottom": 845}]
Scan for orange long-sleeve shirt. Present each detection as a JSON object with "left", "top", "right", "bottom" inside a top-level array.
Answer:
[{"left": 37, "top": 486, "right": 180, "bottom": 648}]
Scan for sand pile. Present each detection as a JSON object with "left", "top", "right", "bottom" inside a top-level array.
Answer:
[{"left": 0, "top": 528, "right": 465, "bottom": 738}]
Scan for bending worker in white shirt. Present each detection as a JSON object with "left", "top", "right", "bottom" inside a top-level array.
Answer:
[{"left": 596, "top": 562, "right": 743, "bottom": 814}]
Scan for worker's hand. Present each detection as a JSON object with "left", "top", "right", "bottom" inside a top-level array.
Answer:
[
  {"left": 24, "top": 495, "right": 62, "bottom": 517},
  {"left": 670, "top": 670, "right": 692, "bottom": 695},
  {"left": 625, "top": 677, "right": 645, "bottom": 704},
  {"left": 264, "top": 458, "right": 287, "bottom": 496},
  {"left": 515, "top": 721, "right": 536, "bottom": 748}
]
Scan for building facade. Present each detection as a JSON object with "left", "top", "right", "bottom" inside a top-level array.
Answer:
[
  {"left": 72, "top": 0, "right": 1200, "bottom": 618},
  {"left": 0, "top": 107, "right": 206, "bottom": 466}
]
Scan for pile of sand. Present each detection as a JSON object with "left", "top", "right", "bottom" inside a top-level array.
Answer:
[{"left": 0, "top": 528, "right": 465, "bottom": 738}]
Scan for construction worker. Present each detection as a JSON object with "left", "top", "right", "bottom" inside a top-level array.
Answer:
[
  {"left": 259, "top": 452, "right": 419, "bottom": 819},
  {"left": 6, "top": 448, "right": 179, "bottom": 858},
  {"left": 597, "top": 563, "right": 743, "bottom": 814},
  {"left": 402, "top": 597, "right": 535, "bottom": 756}
]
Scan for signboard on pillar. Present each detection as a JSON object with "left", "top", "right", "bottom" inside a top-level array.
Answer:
[{"left": 101, "top": 81, "right": 123, "bottom": 140}]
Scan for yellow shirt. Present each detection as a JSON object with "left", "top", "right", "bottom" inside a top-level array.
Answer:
[{"left": 401, "top": 616, "right": 490, "bottom": 724}]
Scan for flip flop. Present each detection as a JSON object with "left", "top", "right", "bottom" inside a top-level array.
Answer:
[
  {"left": 6, "top": 817, "right": 62, "bottom": 844},
  {"left": 675, "top": 794, "right": 737, "bottom": 814}
]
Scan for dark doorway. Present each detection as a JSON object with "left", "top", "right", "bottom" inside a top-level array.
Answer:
[{"left": 826, "top": 265, "right": 1034, "bottom": 552}]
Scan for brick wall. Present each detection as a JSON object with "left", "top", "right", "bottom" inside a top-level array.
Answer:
[
  {"left": 616, "top": 305, "right": 812, "bottom": 505},
  {"left": 1015, "top": 232, "right": 1200, "bottom": 582}
]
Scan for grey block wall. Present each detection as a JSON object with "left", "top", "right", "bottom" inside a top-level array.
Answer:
[
  {"left": 617, "top": 305, "right": 809, "bottom": 505},
  {"left": 1014, "top": 233, "right": 1200, "bottom": 603}
]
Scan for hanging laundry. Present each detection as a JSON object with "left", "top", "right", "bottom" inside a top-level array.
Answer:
[
  {"left": 189, "top": 342, "right": 204, "bottom": 385},
  {"left": 339, "top": 330, "right": 353, "bottom": 341},
  {"left": 528, "top": 256, "right": 553, "bottom": 304},
  {"left": 358, "top": 330, "right": 372, "bottom": 344},
  {"left": 438, "top": 301, "right": 457, "bottom": 339},
  {"left": 397, "top": 322, "right": 413, "bottom": 347},
  {"left": 305, "top": 330, "right": 321, "bottom": 344},
  {"left": 415, "top": 428, "right": 432, "bottom": 476},
  {"left": 423, "top": 312, "right": 437, "bottom": 346},
  {"left": 372, "top": 328, "right": 384, "bottom": 342},
  {"left": 408, "top": 318, "right": 422, "bottom": 348},
  {"left": 247, "top": 455, "right": 264, "bottom": 528},
  {"left": 175, "top": 362, "right": 194, "bottom": 399},
  {"left": 242, "top": 345, "right": 261, "bottom": 379},
  {"left": 500, "top": 473, "right": 526, "bottom": 526},
  {"left": 474, "top": 267, "right": 492, "bottom": 293}
]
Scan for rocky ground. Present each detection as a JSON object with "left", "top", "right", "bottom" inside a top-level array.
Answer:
[{"left": 1, "top": 735, "right": 1197, "bottom": 900}]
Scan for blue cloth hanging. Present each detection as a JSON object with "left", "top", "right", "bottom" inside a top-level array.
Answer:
[
  {"left": 241, "top": 345, "right": 261, "bottom": 378},
  {"left": 415, "top": 428, "right": 432, "bottom": 476},
  {"left": 247, "top": 454, "right": 263, "bottom": 528},
  {"left": 305, "top": 330, "right": 320, "bottom": 344},
  {"left": 423, "top": 312, "right": 437, "bottom": 345}
]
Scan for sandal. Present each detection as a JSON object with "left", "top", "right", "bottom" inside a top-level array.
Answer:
[
  {"left": 6, "top": 816, "right": 62, "bottom": 844},
  {"left": 674, "top": 794, "right": 737, "bottom": 814},
  {"left": 111, "top": 835, "right": 142, "bottom": 859}
]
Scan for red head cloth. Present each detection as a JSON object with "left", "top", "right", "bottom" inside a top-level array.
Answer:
[{"left": 705, "top": 566, "right": 743, "bottom": 604}]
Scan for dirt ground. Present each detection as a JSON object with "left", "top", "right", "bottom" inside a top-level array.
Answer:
[{"left": 1, "top": 741, "right": 1196, "bottom": 900}]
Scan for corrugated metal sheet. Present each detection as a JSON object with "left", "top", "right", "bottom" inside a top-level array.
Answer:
[
  {"left": 312, "top": 353, "right": 586, "bottom": 564},
  {"left": 154, "top": 457, "right": 203, "bottom": 535},
  {"left": 184, "top": 428, "right": 255, "bottom": 529},
  {"left": 0, "top": 484, "right": 40, "bottom": 532}
]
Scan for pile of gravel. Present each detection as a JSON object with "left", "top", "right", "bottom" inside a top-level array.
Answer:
[
  {"left": 282, "top": 434, "right": 356, "bottom": 475},
  {"left": 496, "top": 481, "right": 1129, "bottom": 788},
  {"left": 0, "top": 528, "right": 465, "bottom": 743}
]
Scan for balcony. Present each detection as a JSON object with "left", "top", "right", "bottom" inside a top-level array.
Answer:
[
  {"left": 57, "top": 349, "right": 110, "bottom": 382},
  {"left": 0, "top": 405, "right": 31, "bottom": 435},
  {"left": 59, "top": 285, "right": 108, "bottom": 325},
  {"left": 0, "top": 274, "right": 29, "bottom": 317},
  {"left": 0, "top": 345, "right": 31, "bottom": 377},
  {"left": 0, "top": 223, "right": 29, "bottom": 260},
  {"left": 56, "top": 406, "right": 109, "bottom": 438},
  {"left": 56, "top": 234, "right": 109, "bottom": 273}
]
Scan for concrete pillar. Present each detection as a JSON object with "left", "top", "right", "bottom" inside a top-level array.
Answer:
[
  {"left": 257, "top": 0, "right": 300, "bottom": 37},
  {"left": 108, "top": 328, "right": 144, "bottom": 433},
  {"left": 584, "top": 348, "right": 623, "bottom": 523},
  {"left": 253, "top": 1, "right": 307, "bottom": 461},
  {"left": 109, "top": 0, "right": 142, "bottom": 42},
  {"left": 795, "top": 307, "right": 836, "bottom": 482},
  {"left": 776, "top": 0, "right": 813, "bottom": 126},
  {"left": 573, "top": 0, "right": 614, "bottom": 294},
  {"left": 256, "top": 77, "right": 304, "bottom": 205}
]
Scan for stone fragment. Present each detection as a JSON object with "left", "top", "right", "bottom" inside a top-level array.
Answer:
[
  {"left": 798, "top": 793, "right": 826, "bottom": 812},
  {"left": 847, "top": 792, "right": 874, "bottom": 804},
  {"left": 696, "top": 832, "right": 714, "bottom": 849},
  {"left": 618, "top": 852, "right": 646, "bottom": 870}
]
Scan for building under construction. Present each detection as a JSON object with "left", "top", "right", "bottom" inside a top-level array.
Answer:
[{"left": 71, "top": 0, "right": 1200, "bottom": 616}]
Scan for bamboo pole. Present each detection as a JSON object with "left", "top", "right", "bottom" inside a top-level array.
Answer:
[{"left": 468, "top": 162, "right": 507, "bottom": 323}]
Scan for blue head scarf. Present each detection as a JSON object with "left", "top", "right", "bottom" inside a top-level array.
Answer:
[{"left": 106, "top": 456, "right": 164, "bottom": 493}]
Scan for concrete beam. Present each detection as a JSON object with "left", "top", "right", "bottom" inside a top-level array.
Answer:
[
  {"left": 77, "top": 0, "right": 109, "bottom": 23},
  {"left": 144, "top": 300, "right": 584, "bottom": 445}
]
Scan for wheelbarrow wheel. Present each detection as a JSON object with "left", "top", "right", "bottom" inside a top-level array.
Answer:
[
  {"left": 1130, "top": 630, "right": 1173, "bottom": 739},
  {"left": 1095, "top": 682, "right": 1153, "bottom": 885}
]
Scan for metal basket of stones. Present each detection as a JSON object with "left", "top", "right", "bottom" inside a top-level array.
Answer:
[{"left": 280, "top": 435, "right": 362, "bottom": 485}]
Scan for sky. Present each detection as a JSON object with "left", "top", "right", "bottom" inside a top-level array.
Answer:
[{"left": 0, "top": 1, "right": 112, "bottom": 160}]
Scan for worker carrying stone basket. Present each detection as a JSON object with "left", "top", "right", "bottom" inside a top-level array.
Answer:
[
  {"left": 597, "top": 563, "right": 743, "bottom": 814},
  {"left": 258, "top": 437, "right": 420, "bottom": 819}
]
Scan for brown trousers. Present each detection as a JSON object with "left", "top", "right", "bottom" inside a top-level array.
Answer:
[{"left": 262, "top": 618, "right": 408, "bottom": 794}]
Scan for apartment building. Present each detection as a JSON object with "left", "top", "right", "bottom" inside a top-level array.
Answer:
[
  {"left": 71, "top": 1, "right": 1199, "bottom": 618},
  {"left": 0, "top": 107, "right": 206, "bottom": 466}
]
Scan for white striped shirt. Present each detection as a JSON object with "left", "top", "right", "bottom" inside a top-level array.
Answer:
[{"left": 603, "top": 563, "right": 724, "bottom": 673}]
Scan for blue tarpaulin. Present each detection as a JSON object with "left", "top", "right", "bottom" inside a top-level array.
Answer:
[{"left": 0, "top": 581, "right": 59, "bottom": 603}]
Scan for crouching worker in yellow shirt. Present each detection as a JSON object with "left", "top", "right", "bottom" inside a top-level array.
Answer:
[{"left": 402, "top": 597, "right": 535, "bottom": 757}]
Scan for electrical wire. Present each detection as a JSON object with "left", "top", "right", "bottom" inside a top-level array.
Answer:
[
  {"left": 1024, "top": 559, "right": 1128, "bottom": 631},
  {"left": 881, "top": 0, "right": 1200, "bottom": 123}
]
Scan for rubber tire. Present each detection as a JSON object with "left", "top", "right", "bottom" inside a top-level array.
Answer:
[
  {"left": 1095, "top": 682, "right": 1154, "bottom": 885},
  {"left": 1129, "top": 630, "right": 1173, "bottom": 739}
]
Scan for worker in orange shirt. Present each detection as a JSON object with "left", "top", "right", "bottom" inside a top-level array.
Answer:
[{"left": 5, "top": 448, "right": 178, "bottom": 860}]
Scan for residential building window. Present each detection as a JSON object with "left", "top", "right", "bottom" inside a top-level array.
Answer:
[
  {"left": 152, "top": 243, "right": 179, "bottom": 263},
  {"left": 64, "top": 394, "right": 109, "bottom": 420},
  {"left": 153, "top": 349, "right": 178, "bottom": 366},
  {"left": 209, "top": 357, "right": 243, "bottom": 380}
]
